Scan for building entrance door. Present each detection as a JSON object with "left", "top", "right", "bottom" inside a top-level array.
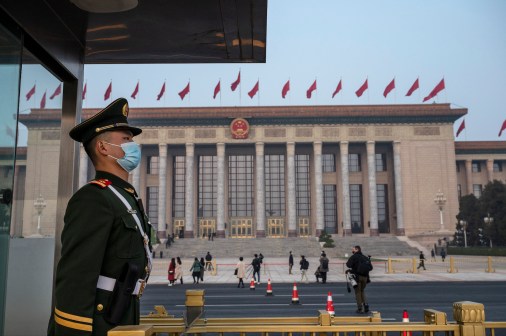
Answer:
[
  {"left": 267, "top": 218, "right": 284, "bottom": 237},
  {"left": 173, "top": 219, "right": 185, "bottom": 238},
  {"left": 230, "top": 218, "right": 253, "bottom": 238},
  {"left": 199, "top": 219, "right": 216, "bottom": 238},
  {"left": 298, "top": 217, "right": 310, "bottom": 237}
]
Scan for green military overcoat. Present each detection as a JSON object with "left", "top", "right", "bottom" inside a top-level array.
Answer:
[{"left": 48, "top": 171, "right": 150, "bottom": 336}]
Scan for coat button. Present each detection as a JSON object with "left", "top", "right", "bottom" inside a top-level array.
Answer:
[{"left": 97, "top": 304, "right": 104, "bottom": 311}]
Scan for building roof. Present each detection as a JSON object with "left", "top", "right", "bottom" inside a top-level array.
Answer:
[
  {"left": 19, "top": 103, "right": 467, "bottom": 128},
  {"left": 455, "top": 141, "right": 506, "bottom": 155}
]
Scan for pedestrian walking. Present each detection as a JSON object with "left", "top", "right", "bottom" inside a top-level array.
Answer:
[
  {"left": 299, "top": 255, "right": 309, "bottom": 283},
  {"left": 346, "top": 245, "right": 373, "bottom": 314},
  {"left": 440, "top": 248, "right": 446, "bottom": 262},
  {"left": 251, "top": 254, "right": 261, "bottom": 284},
  {"left": 319, "top": 253, "right": 329, "bottom": 284},
  {"left": 431, "top": 248, "right": 436, "bottom": 262},
  {"left": 288, "top": 251, "right": 294, "bottom": 274},
  {"left": 199, "top": 257, "right": 206, "bottom": 282},
  {"left": 205, "top": 251, "right": 213, "bottom": 271},
  {"left": 417, "top": 251, "right": 426, "bottom": 270},
  {"left": 236, "top": 256, "right": 246, "bottom": 288},
  {"left": 190, "top": 257, "right": 202, "bottom": 284},
  {"left": 175, "top": 256, "right": 183, "bottom": 285},
  {"left": 168, "top": 258, "right": 176, "bottom": 286}
]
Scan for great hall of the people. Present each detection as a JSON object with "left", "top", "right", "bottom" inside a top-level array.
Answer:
[{"left": 10, "top": 103, "right": 506, "bottom": 244}]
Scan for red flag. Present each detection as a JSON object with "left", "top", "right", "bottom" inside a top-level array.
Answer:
[
  {"left": 499, "top": 120, "right": 506, "bottom": 137},
  {"left": 40, "top": 91, "right": 47, "bottom": 109},
  {"left": 456, "top": 120, "right": 466, "bottom": 137},
  {"left": 405, "top": 78, "right": 419, "bottom": 96},
  {"left": 282, "top": 80, "right": 290, "bottom": 98},
  {"left": 50, "top": 84, "right": 62, "bottom": 100},
  {"left": 25, "top": 84, "right": 36, "bottom": 101},
  {"left": 423, "top": 78, "right": 445, "bottom": 102},
  {"left": 332, "top": 80, "right": 342, "bottom": 98},
  {"left": 157, "top": 82, "right": 166, "bottom": 100},
  {"left": 104, "top": 82, "right": 112, "bottom": 100},
  {"left": 178, "top": 82, "right": 190, "bottom": 100},
  {"left": 82, "top": 83, "right": 87, "bottom": 100},
  {"left": 213, "top": 80, "right": 221, "bottom": 99},
  {"left": 306, "top": 80, "right": 317, "bottom": 99},
  {"left": 231, "top": 71, "right": 241, "bottom": 91},
  {"left": 383, "top": 78, "right": 395, "bottom": 98},
  {"left": 131, "top": 81, "right": 139, "bottom": 99},
  {"left": 355, "top": 79, "right": 368, "bottom": 97},
  {"left": 248, "top": 80, "right": 259, "bottom": 98}
]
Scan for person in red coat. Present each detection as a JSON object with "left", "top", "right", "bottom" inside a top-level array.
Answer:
[{"left": 168, "top": 258, "right": 176, "bottom": 286}]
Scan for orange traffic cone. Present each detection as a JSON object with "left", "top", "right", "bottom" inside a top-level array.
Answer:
[
  {"left": 249, "top": 278, "right": 256, "bottom": 290},
  {"left": 266, "top": 279, "right": 273, "bottom": 296},
  {"left": 402, "top": 309, "right": 412, "bottom": 336},
  {"left": 326, "top": 291, "right": 335, "bottom": 316},
  {"left": 291, "top": 282, "right": 300, "bottom": 304}
]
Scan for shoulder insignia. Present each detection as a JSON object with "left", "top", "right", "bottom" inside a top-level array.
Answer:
[
  {"left": 124, "top": 187, "right": 135, "bottom": 194},
  {"left": 89, "top": 179, "right": 112, "bottom": 189}
]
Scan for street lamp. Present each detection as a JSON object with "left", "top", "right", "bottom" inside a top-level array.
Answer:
[
  {"left": 434, "top": 190, "right": 447, "bottom": 231},
  {"left": 459, "top": 220, "right": 467, "bottom": 248},
  {"left": 484, "top": 213, "right": 494, "bottom": 248},
  {"left": 33, "top": 194, "right": 46, "bottom": 236}
]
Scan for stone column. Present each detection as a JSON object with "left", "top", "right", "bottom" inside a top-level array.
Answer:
[
  {"left": 340, "top": 141, "right": 351, "bottom": 236},
  {"left": 78, "top": 146, "right": 88, "bottom": 188},
  {"left": 486, "top": 159, "right": 494, "bottom": 182},
  {"left": 367, "top": 141, "right": 379, "bottom": 236},
  {"left": 286, "top": 142, "right": 297, "bottom": 237},
  {"left": 255, "top": 142, "right": 266, "bottom": 237},
  {"left": 157, "top": 143, "right": 167, "bottom": 238},
  {"left": 185, "top": 143, "right": 195, "bottom": 238},
  {"left": 216, "top": 143, "right": 226, "bottom": 238},
  {"left": 313, "top": 141, "right": 324, "bottom": 236},
  {"left": 393, "top": 141, "right": 405, "bottom": 236},
  {"left": 465, "top": 160, "right": 473, "bottom": 195}
]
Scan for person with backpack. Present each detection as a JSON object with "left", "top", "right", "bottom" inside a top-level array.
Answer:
[
  {"left": 319, "top": 252, "right": 329, "bottom": 284},
  {"left": 346, "top": 245, "right": 373, "bottom": 314},
  {"left": 299, "top": 255, "right": 309, "bottom": 283}
]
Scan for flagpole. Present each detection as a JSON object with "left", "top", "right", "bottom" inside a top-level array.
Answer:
[
  {"left": 219, "top": 77, "right": 222, "bottom": 106},
  {"left": 239, "top": 68, "right": 242, "bottom": 106},
  {"left": 367, "top": 77, "right": 370, "bottom": 105},
  {"left": 417, "top": 76, "right": 421, "bottom": 102},
  {"left": 288, "top": 77, "right": 291, "bottom": 105},
  {"left": 163, "top": 79, "right": 166, "bottom": 106},
  {"left": 257, "top": 78, "right": 260, "bottom": 106},
  {"left": 315, "top": 77, "right": 318, "bottom": 105},
  {"left": 188, "top": 79, "right": 191, "bottom": 106},
  {"left": 394, "top": 77, "right": 397, "bottom": 104}
]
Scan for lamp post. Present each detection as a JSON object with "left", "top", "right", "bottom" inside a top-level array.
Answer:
[
  {"left": 33, "top": 194, "right": 46, "bottom": 236},
  {"left": 434, "top": 190, "right": 447, "bottom": 231},
  {"left": 459, "top": 220, "right": 467, "bottom": 248},
  {"left": 484, "top": 213, "right": 494, "bottom": 248}
]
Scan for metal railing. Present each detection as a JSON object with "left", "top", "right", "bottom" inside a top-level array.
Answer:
[{"left": 109, "top": 291, "right": 506, "bottom": 336}]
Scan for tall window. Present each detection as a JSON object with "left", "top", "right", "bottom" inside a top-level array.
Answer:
[
  {"left": 349, "top": 153, "right": 361, "bottom": 172},
  {"left": 323, "top": 185, "right": 337, "bottom": 233},
  {"left": 377, "top": 184, "right": 389, "bottom": 233},
  {"left": 198, "top": 156, "right": 217, "bottom": 218},
  {"left": 265, "top": 154, "right": 285, "bottom": 217},
  {"left": 375, "top": 153, "right": 386, "bottom": 172},
  {"left": 473, "top": 184, "right": 482, "bottom": 198},
  {"left": 172, "top": 156, "right": 185, "bottom": 218},
  {"left": 296, "top": 154, "right": 311, "bottom": 216},
  {"left": 146, "top": 186, "right": 159, "bottom": 229},
  {"left": 472, "top": 161, "right": 481, "bottom": 172},
  {"left": 493, "top": 161, "right": 502, "bottom": 172},
  {"left": 322, "top": 154, "right": 336, "bottom": 172},
  {"left": 457, "top": 184, "right": 462, "bottom": 199},
  {"left": 350, "top": 184, "right": 363, "bottom": 233},
  {"left": 229, "top": 155, "right": 254, "bottom": 217},
  {"left": 147, "top": 156, "right": 159, "bottom": 174}
]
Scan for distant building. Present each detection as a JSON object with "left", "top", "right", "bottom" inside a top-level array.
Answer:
[{"left": 13, "top": 104, "right": 506, "bottom": 247}]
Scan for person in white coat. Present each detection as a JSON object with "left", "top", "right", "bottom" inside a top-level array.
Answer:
[{"left": 236, "top": 257, "right": 246, "bottom": 288}]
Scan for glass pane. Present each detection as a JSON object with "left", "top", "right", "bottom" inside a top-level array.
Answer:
[{"left": 0, "top": 22, "right": 22, "bottom": 333}]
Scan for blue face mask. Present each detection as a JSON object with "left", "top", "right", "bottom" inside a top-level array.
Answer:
[{"left": 104, "top": 141, "right": 141, "bottom": 173}]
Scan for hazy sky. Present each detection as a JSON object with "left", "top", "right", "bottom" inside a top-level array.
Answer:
[{"left": 19, "top": 0, "right": 506, "bottom": 141}]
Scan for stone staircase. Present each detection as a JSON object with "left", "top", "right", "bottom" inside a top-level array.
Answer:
[{"left": 154, "top": 235, "right": 420, "bottom": 259}]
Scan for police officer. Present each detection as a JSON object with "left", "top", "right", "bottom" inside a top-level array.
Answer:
[{"left": 48, "top": 98, "right": 151, "bottom": 336}]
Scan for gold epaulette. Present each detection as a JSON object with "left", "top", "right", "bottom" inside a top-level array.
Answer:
[{"left": 89, "top": 179, "right": 112, "bottom": 189}]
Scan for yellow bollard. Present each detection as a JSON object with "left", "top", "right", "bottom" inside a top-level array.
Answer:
[
  {"left": 485, "top": 256, "right": 495, "bottom": 273},
  {"left": 448, "top": 256, "right": 457, "bottom": 273},
  {"left": 211, "top": 260, "right": 217, "bottom": 275},
  {"left": 412, "top": 257, "right": 418, "bottom": 273},
  {"left": 387, "top": 258, "right": 393, "bottom": 274}
]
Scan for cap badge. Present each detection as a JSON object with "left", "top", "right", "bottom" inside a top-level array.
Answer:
[{"left": 122, "top": 103, "right": 129, "bottom": 117}]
